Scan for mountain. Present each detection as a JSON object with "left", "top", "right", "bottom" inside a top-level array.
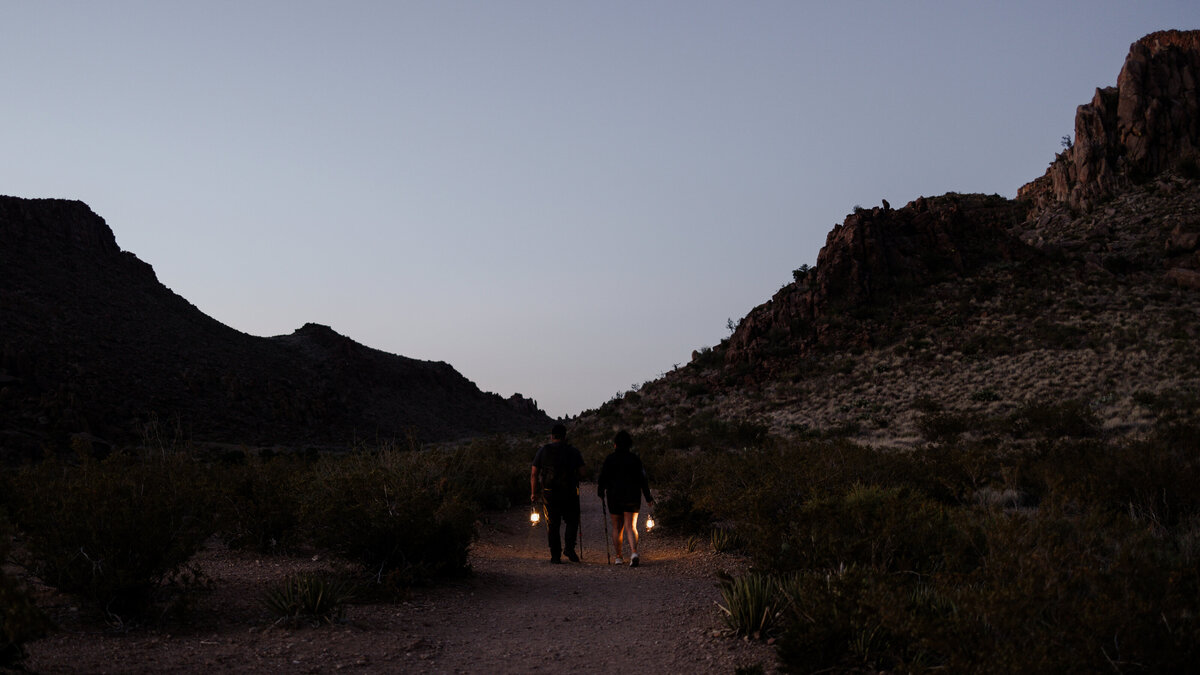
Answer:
[
  {"left": 575, "top": 30, "right": 1200, "bottom": 447},
  {"left": 0, "top": 200, "right": 551, "bottom": 459}
]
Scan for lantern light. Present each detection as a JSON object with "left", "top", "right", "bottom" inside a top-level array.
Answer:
[
  {"left": 530, "top": 508, "right": 540, "bottom": 526},
  {"left": 645, "top": 515, "right": 655, "bottom": 531}
]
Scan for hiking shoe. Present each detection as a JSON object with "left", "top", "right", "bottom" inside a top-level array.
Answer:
[
  {"left": 630, "top": 553, "right": 640, "bottom": 568},
  {"left": 564, "top": 551, "right": 579, "bottom": 563},
  {"left": 613, "top": 557, "right": 624, "bottom": 565},
  {"left": 550, "top": 557, "right": 563, "bottom": 564}
]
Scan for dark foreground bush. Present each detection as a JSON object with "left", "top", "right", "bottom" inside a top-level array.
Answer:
[
  {"left": 1, "top": 511, "right": 54, "bottom": 670},
  {"left": 216, "top": 453, "right": 310, "bottom": 553},
  {"left": 298, "top": 450, "right": 477, "bottom": 591},
  {"left": 698, "top": 435, "right": 1200, "bottom": 673},
  {"left": 8, "top": 451, "right": 216, "bottom": 622}
]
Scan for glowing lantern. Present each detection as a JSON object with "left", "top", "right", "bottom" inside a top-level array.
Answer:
[
  {"left": 530, "top": 508, "right": 540, "bottom": 526},
  {"left": 645, "top": 515, "right": 655, "bottom": 531}
]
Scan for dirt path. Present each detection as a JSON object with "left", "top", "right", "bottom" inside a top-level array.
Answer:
[{"left": 23, "top": 483, "right": 777, "bottom": 673}]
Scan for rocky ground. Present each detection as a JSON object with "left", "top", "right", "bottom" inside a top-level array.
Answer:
[{"left": 21, "top": 483, "right": 776, "bottom": 674}]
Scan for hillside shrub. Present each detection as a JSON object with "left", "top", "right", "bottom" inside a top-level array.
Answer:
[
  {"left": 1011, "top": 398, "right": 1100, "bottom": 439},
  {"left": 7, "top": 450, "right": 216, "bottom": 622}
]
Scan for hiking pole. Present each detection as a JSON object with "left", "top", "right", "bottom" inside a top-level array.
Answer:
[
  {"left": 600, "top": 494, "right": 611, "bottom": 565},
  {"left": 577, "top": 487, "right": 585, "bottom": 562}
]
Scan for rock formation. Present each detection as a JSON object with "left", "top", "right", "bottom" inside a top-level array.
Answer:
[
  {"left": 725, "top": 194, "right": 1029, "bottom": 365},
  {"left": 1019, "top": 30, "right": 1200, "bottom": 215},
  {"left": 726, "top": 30, "right": 1200, "bottom": 369}
]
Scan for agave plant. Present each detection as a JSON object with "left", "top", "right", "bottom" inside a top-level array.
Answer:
[
  {"left": 716, "top": 571, "right": 785, "bottom": 638},
  {"left": 261, "top": 572, "right": 355, "bottom": 626}
]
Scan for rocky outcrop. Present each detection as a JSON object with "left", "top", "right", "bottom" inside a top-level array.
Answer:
[
  {"left": 725, "top": 194, "right": 1028, "bottom": 364},
  {"left": 0, "top": 196, "right": 551, "bottom": 458},
  {"left": 1019, "top": 30, "right": 1200, "bottom": 215}
]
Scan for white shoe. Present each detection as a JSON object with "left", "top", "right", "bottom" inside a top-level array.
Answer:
[
  {"left": 613, "top": 556, "right": 623, "bottom": 565},
  {"left": 630, "top": 553, "right": 640, "bottom": 568}
]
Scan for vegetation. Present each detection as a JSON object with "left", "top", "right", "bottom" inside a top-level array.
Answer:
[
  {"left": 1, "top": 394, "right": 1196, "bottom": 672},
  {"left": 642, "top": 412, "right": 1200, "bottom": 673},
  {"left": 5, "top": 447, "right": 216, "bottom": 623},
  {"left": 261, "top": 572, "right": 355, "bottom": 626},
  {"left": 0, "top": 434, "right": 535, "bottom": 627},
  {"left": 1, "top": 509, "right": 53, "bottom": 670}
]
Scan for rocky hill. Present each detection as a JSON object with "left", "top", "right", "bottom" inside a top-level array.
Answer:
[
  {"left": 0, "top": 199, "right": 551, "bottom": 459},
  {"left": 575, "top": 30, "right": 1200, "bottom": 448}
]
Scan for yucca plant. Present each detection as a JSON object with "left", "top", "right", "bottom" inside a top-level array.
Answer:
[
  {"left": 711, "top": 526, "right": 740, "bottom": 553},
  {"left": 261, "top": 572, "right": 355, "bottom": 626},
  {"left": 717, "top": 571, "right": 786, "bottom": 638}
]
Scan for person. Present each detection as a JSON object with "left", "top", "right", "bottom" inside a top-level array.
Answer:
[
  {"left": 531, "top": 423, "right": 586, "bottom": 564},
  {"left": 597, "top": 429, "right": 654, "bottom": 567}
]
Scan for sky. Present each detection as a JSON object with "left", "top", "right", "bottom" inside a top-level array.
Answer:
[{"left": 3, "top": 2, "right": 1196, "bottom": 418}]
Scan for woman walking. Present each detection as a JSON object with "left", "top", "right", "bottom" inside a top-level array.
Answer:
[{"left": 597, "top": 430, "right": 654, "bottom": 567}]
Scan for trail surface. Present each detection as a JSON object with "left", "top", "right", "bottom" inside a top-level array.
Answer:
[{"left": 24, "top": 483, "right": 777, "bottom": 673}]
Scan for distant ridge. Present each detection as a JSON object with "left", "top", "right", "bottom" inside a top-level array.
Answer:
[{"left": 0, "top": 198, "right": 551, "bottom": 458}]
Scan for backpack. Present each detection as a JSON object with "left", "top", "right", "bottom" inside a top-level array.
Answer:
[{"left": 539, "top": 443, "right": 576, "bottom": 493}]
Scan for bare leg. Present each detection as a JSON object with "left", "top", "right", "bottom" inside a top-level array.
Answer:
[
  {"left": 625, "top": 512, "right": 640, "bottom": 555},
  {"left": 610, "top": 513, "right": 624, "bottom": 560}
]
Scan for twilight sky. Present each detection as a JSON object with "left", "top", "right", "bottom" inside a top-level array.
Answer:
[{"left": 3, "top": 2, "right": 1196, "bottom": 418}]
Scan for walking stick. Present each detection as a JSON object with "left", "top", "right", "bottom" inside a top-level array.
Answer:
[
  {"left": 600, "top": 493, "right": 611, "bottom": 565},
  {"left": 576, "top": 487, "right": 584, "bottom": 562}
]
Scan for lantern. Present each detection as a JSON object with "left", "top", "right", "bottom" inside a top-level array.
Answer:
[
  {"left": 530, "top": 507, "right": 540, "bottom": 526},
  {"left": 645, "top": 514, "right": 655, "bottom": 531}
]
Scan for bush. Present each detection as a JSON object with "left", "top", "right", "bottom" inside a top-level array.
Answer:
[
  {"left": 1011, "top": 399, "right": 1100, "bottom": 439},
  {"left": 298, "top": 449, "right": 478, "bottom": 590},
  {"left": 8, "top": 451, "right": 216, "bottom": 622},
  {"left": 216, "top": 452, "right": 309, "bottom": 553},
  {"left": 777, "top": 484, "right": 978, "bottom": 575},
  {"left": 1, "top": 511, "right": 54, "bottom": 670}
]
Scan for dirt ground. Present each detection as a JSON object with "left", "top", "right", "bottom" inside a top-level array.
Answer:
[{"left": 22, "top": 483, "right": 778, "bottom": 673}]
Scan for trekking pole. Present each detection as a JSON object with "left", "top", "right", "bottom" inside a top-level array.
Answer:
[
  {"left": 600, "top": 494, "right": 611, "bottom": 565},
  {"left": 577, "top": 487, "right": 585, "bottom": 562}
]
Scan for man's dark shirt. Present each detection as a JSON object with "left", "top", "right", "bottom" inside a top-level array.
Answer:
[{"left": 532, "top": 440, "right": 584, "bottom": 494}]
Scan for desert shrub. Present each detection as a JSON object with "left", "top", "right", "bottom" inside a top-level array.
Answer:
[
  {"left": 1027, "top": 433, "right": 1200, "bottom": 529},
  {"left": 432, "top": 436, "right": 539, "bottom": 510},
  {"left": 916, "top": 410, "right": 982, "bottom": 444},
  {"left": 772, "top": 484, "right": 978, "bottom": 575},
  {"left": 216, "top": 452, "right": 309, "bottom": 553},
  {"left": 776, "top": 565, "right": 939, "bottom": 673},
  {"left": 261, "top": 571, "right": 355, "bottom": 626},
  {"left": 297, "top": 449, "right": 477, "bottom": 590},
  {"left": 7, "top": 450, "right": 216, "bottom": 622},
  {"left": 1011, "top": 398, "right": 1100, "bottom": 439},
  {"left": 959, "top": 331, "right": 1014, "bottom": 356},
  {"left": 1, "top": 510, "right": 54, "bottom": 670},
  {"left": 941, "top": 507, "right": 1200, "bottom": 673}
]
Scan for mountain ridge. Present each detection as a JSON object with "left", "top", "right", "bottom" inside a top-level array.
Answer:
[{"left": 0, "top": 199, "right": 551, "bottom": 459}]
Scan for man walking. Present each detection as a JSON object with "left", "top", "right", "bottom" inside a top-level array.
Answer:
[{"left": 531, "top": 423, "right": 586, "bottom": 564}]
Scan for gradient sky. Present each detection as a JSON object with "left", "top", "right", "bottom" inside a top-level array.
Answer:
[{"left": 3, "top": 2, "right": 1196, "bottom": 417}]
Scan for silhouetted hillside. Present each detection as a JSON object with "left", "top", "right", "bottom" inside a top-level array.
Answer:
[
  {"left": 575, "top": 30, "right": 1200, "bottom": 448},
  {"left": 0, "top": 199, "right": 550, "bottom": 458}
]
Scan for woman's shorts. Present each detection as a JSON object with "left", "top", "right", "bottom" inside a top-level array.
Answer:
[{"left": 607, "top": 495, "right": 641, "bottom": 515}]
